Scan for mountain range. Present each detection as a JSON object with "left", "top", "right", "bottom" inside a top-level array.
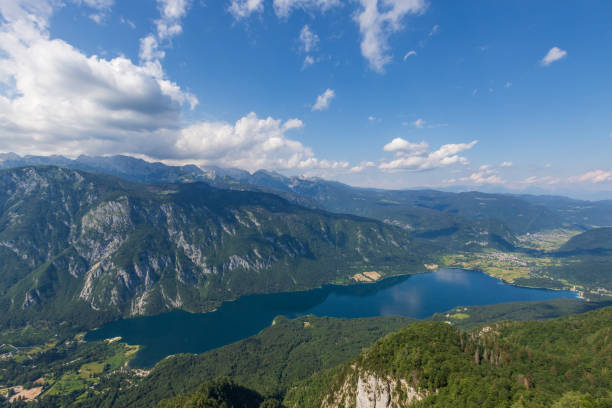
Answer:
[
  {"left": 2, "top": 154, "right": 612, "bottom": 331},
  {"left": 0, "top": 166, "right": 436, "bottom": 329}
]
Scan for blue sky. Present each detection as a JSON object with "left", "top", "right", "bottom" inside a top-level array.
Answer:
[{"left": 1, "top": 0, "right": 611, "bottom": 197}]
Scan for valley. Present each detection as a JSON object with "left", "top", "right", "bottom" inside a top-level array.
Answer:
[{"left": 0, "top": 160, "right": 610, "bottom": 407}]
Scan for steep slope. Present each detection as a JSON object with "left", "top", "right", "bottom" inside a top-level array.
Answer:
[
  {"left": 536, "top": 227, "right": 612, "bottom": 293},
  {"left": 285, "top": 307, "right": 612, "bottom": 407},
  {"left": 105, "top": 316, "right": 413, "bottom": 408},
  {"left": 558, "top": 227, "right": 612, "bottom": 253},
  {"left": 0, "top": 167, "right": 434, "bottom": 329},
  {"left": 518, "top": 194, "right": 612, "bottom": 228}
]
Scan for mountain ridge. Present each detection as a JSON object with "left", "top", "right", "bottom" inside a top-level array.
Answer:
[{"left": 0, "top": 166, "right": 436, "bottom": 330}]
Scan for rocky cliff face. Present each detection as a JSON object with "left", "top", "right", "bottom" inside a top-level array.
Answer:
[
  {"left": 0, "top": 167, "right": 430, "bottom": 327},
  {"left": 324, "top": 370, "right": 425, "bottom": 408}
]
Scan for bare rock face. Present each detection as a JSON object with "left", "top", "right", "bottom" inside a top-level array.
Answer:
[
  {"left": 355, "top": 374, "right": 391, "bottom": 408},
  {"left": 325, "top": 371, "right": 424, "bottom": 408}
]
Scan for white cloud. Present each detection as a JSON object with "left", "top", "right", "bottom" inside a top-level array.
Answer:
[
  {"left": 273, "top": 0, "right": 340, "bottom": 18},
  {"left": 0, "top": 0, "right": 197, "bottom": 156},
  {"left": 349, "top": 161, "right": 376, "bottom": 173},
  {"left": 312, "top": 88, "right": 335, "bottom": 111},
  {"left": 383, "top": 138, "right": 428, "bottom": 154},
  {"left": 500, "top": 161, "right": 513, "bottom": 167},
  {"left": 175, "top": 113, "right": 321, "bottom": 171},
  {"left": 299, "top": 25, "right": 319, "bottom": 53},
  {"left": 120, "top": 17, "right": 136, "bottom": 29},
  {"left": 355, "top": 0, "right": 428, "bottom": 73},
  {"left": 139, "top": 35, "right": 165, "bottom": 61},
  {"left": 380, "top": 138, "right": 477, "bottom": 171},
  {"left": 0, "top": 1, "right": 357, "bottom": 176},
  {"left": 461, "top": 172, "right": 503, "bottom": 185},
  {"left": 89, "top": 13, "right": 105, "bottom": 24},
  {"left": 228, "top": 0, "right": 264, "bottom": 20},
  {"left": 428, "top": 24, "right": 438, "bottom": 36},
  {"left": 572, "top": 170, "right": 612, "bottom": 184},
  {"left": 72, "top": 0, "right": 114, "bottom": 24},
  {"left": 81, "top": 0, "right": 115, "bottom": 9},
  {"left": 541, "top": 46, "right": 567, "bottom": 66},
  {"left": 412, "top": 117, "right": 425, "bottom": 128},
  {"left": 521, "top": 176, "right": 560, "bottom": 185},
  {"left": 157, "top": 0, "right": 190, "bottom": 20},
  {"left": 460, "top": 163, "right": 509, "bottom": 185},
  {"left": 368, "top": 115, "right": 376, "bottom": 121},
  {"left": 504, "top": 81, "right": 512, "bottom": 88},
  {"left": 138, "top": 0, "right": 191, "bottom": 62},
  {"left": 403, "top": 50, "right": 416, "bottom": 61},
  {"left": 302, "top": 55, "right": 315, "bottom": 69}
]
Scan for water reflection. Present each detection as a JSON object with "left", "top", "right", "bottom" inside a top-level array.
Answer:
[
  {"left": 86, "top": 269, "right": 576, "bottom": 368},
  {"left": 433, "top": 268, "right": 472, "bottom": 285}
]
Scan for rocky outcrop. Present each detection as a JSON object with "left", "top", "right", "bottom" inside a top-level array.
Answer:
[{"left": 324, "top": 371, "right": 425, "bottom": 408}]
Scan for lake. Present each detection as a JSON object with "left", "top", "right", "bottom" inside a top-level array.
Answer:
[{"left": 86, "top": 269, "right": 576, "bottom": 367}]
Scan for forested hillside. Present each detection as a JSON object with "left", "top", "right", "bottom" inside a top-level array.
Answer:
[{"left": 285, "top": 307, "right": 612, "bottom": 407}]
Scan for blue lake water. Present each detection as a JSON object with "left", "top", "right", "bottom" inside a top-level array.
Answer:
[{"left": 86, "top": 269, "right": 577, "bottom": 367}]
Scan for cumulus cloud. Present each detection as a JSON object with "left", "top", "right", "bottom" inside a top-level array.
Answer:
[
  {"left": 383, "top": 138, "right": 428, "bottom": 154},
  {"left": 572, "top": 170, "right": 612, "bottom": 183},
  {"left": 175, "top": 113, "right": 320, "bottom": 170},
  {"left": 273, "top": 0, "right": 341, "bottom": 18},
  {"left": 0, "top": 1, "right": 356, "bottom": 175},
  {"left": 500, "top": 161, "right": 513, "bottom": 167},
  {"left": 138, "top": 0, "right": 191, "bottom": 64},
  {"left": 139, "top": 35, "right": 165, "bottom": 61},
  {"left": 155, "top": 0, "right": 190, "bottom": 39},
  {"left": 458, "top": 163, "right": 505, "bottom": 184},
  {"left": 349, "top": 161, "right": 376, "bottom": 173},
  {"left": 355, "top": 0, "right": 427, "bottom": 73},
  {"left": 541, "top": 46, "right": 567, "bottom": 66},
  {"left": 0, "top": 0, "right": 197, "bottom": 155},
  {"left": 461, "top": 172, "right": 503, "bottom": 185},
  {"left": 299, "top": 25, "right": 319, "bottom": 53},
  {"left": 380, "top": 138, "right": 477, "bottom": 171},
  {"left": 228, "top": 0, "right": 264, "bottom": 19},
  {"left": 312, "top": 88, "right": 335, "bottom": 111}
]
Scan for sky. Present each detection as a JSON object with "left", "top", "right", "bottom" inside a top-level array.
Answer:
[{"left": 1, "top": 0, "right": 611, "bottom": 198}]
